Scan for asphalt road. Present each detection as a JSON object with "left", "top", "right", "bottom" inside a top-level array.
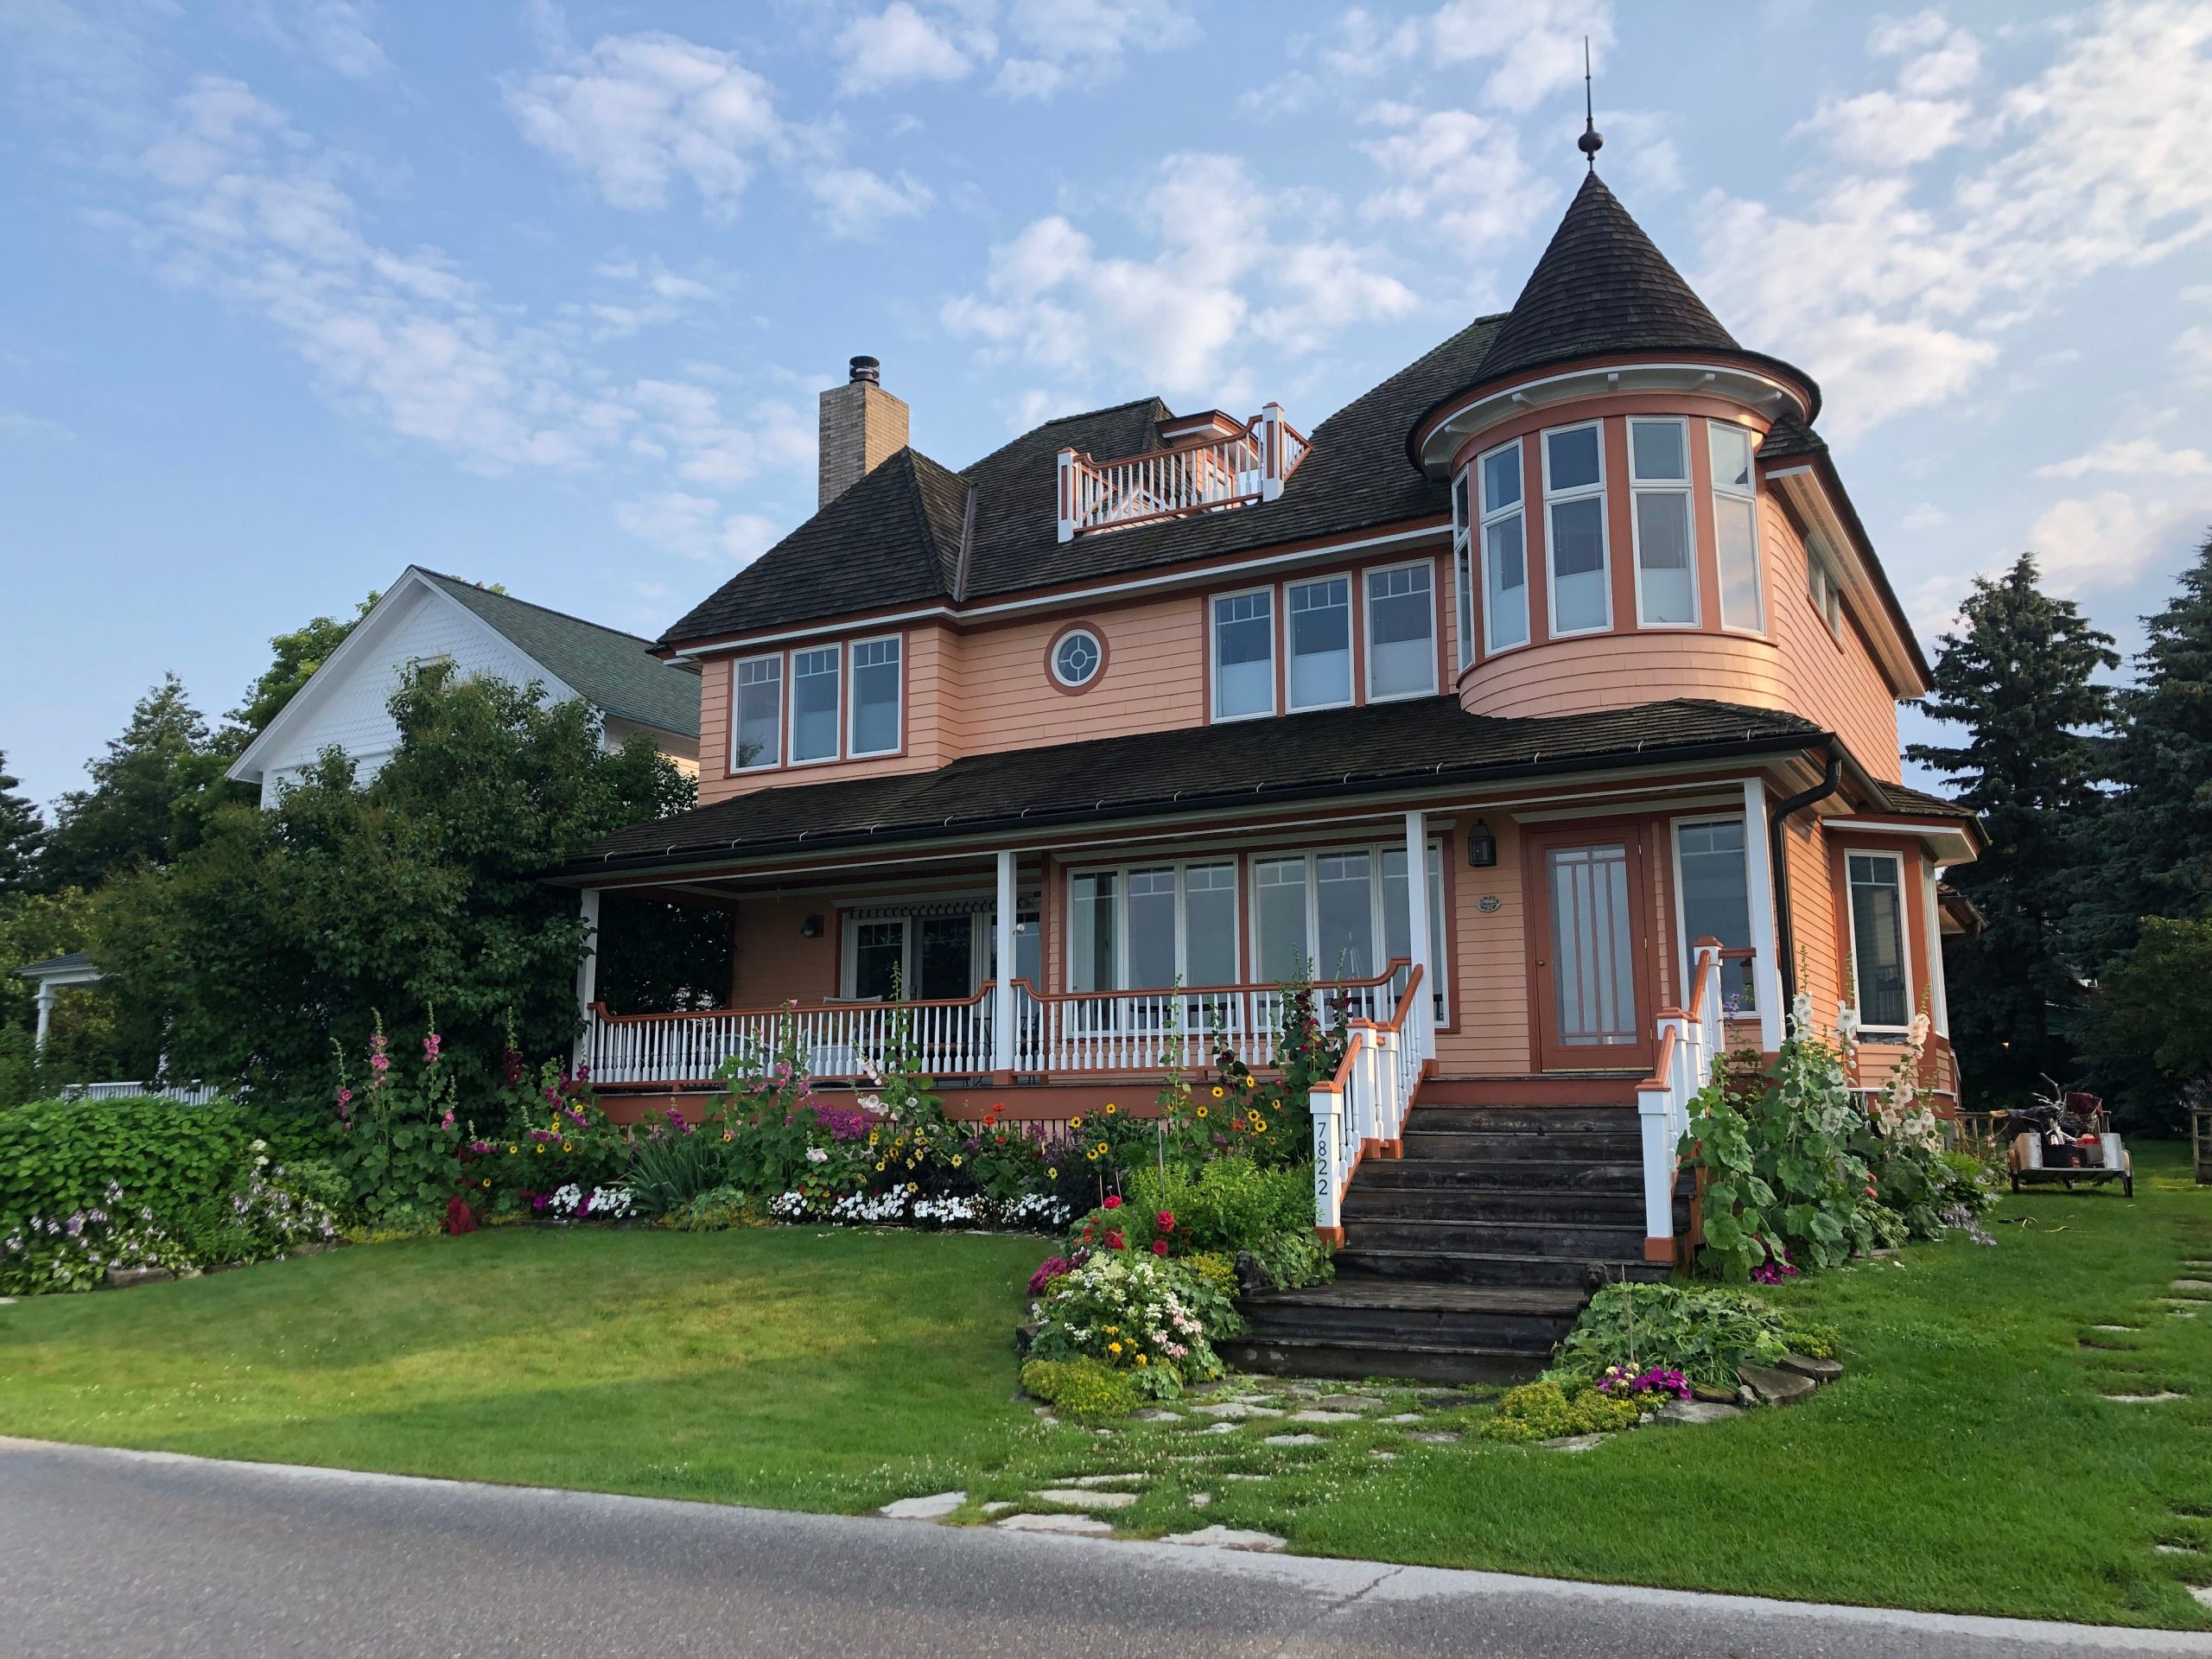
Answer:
[{"left": 2, "top": 1438, "right": 2206, "bottom": 1658}]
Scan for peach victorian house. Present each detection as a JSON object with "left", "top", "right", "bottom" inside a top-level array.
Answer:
[{"left": 555, "top": 169, "right": 1980, "bottom": 1361}]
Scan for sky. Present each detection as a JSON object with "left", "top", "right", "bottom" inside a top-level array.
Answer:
[{"left": 3, "top": 0, "right": 2210, "bottom": 810}]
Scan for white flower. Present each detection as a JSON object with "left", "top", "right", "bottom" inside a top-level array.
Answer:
[{"left": 804, "top": 1147, "right": 829, "bottom": 1165}]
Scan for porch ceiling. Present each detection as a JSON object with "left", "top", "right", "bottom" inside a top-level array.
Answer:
[{"left": 556, "top": 696, "right": 1829, "bottom": 882}]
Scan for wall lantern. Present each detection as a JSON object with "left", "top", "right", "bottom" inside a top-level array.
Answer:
[
  {"left": 800, "top": 914, "right": 824, "bottom": 938},
  {"left": 1466, "top": 819, "right": 1498, "bottom": 868}
]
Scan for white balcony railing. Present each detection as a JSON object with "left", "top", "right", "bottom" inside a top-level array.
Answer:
[{"left": 1056, "top": 404, "right": 1308, "bottom": 542}]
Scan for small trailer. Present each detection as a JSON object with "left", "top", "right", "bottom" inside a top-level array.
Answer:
[{"left": 2007, "top": 1088, "right": 2133, "bottom": 1198}]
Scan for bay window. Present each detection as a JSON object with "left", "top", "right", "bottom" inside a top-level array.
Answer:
[
  {"left": 1479, "top": 440, "right": 1529, "bottom": 652},
  {"left": 1286, "top": 575, "right": 1353, "bottom": 710},
  {"left": 1674, "top": 818, "right": 1755, "bottom": 1010},
  {"left": 790, "top": 645, "right": 841, "bottom": 763},
  {"left": 732, "top": 655, "right": 781, "bottom": 771},
  {"left": 1365, "top": 563, "right": 1436, "bottom": 699},
  {"left": 1543, "top": 423, "right": 1610, "bottom": 636},
  {"left": 1630, "top": 418, "right": 1697, "bottom": 626},
  {"left": 1067, "top": 861, "right": 1240, "bottom": 990},
  {"left": 1710, "top": 422, "right": 1765, "bottom": 632},
  {"left": 1847, "top": 852, "right": 1910, "bottom": 1030},
  {"left": 1452, "top": 470, "right": 1475, "bottom": 670},
  {"left": 1211, "top": 590, "right": 1274, "bottom": 720},
  {"left": 849, "top": 635, "right": 901, "bottom": 756}
]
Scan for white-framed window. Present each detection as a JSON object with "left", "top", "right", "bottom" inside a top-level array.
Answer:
[
  {"left": 848, "top": 634, "right": 902, "bottom": 756},
  {"left": 1452, "top": 469, "right": 1474, "bottom": 671},
  {"left": 1248, "top": 841, "right": 1447, "bottom": 1018},
  {"left": 1365, "top": 562, "right": 1437, "bottom": 701},
  {"left": 1846, "top": 850, "right": 1911, "bottom": 1031},
  {"left": 1543, "top": 422, "right": 1610, "bottom": 636},
  {"left": 1211, "top": 588, "right": 1275, "bottom": 721},
  {"left": 1630, "top": 417, "right": 1697, "bottom": 627},
  {"left": 731, "top": 654, "right": 782, "bottom": 772},
  {"left": 789, "top": 643, "right": 842, "bottom": 764},
  {"left": 1065, "top": 859, "right": 1239, "bottom": 991},
  {"left": 1806, "top": 542, "right": 1844, "bottom": 638},
  {"left": 1051, "top": 627, "right": 1103, "bottom": 689},
  {"left": 842, "top": 900, "right": 1039, "bottom": 1002},
  {"left": 1671, "top": 817, "right": 1755, "bottom": 1011},
  {"left": 1478, "top": 439, "right": 1529, "bottom": 653},
  {"left": 1286, "top": 574, "right": 1354, "bottom": 710},
  {"left": 1709, "top": 421, "right": 1765, "bottom": 632}
]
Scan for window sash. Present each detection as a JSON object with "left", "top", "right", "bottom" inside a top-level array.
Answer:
[
  {"left": 1673, "top": 817, "right": 1755, "bottom": 1010},
  {"left": 1065, "top": 861, "right": 1241, "bottom": 992},
  {"left": 1542, "top": 423, "right": 1610, "bottom": 638},
  {"left": 1847, "top": 852, "right": 1911, "bottom": 1030},
  {"left": 789, "top": 645, "right": 842, "bottom": 763},
  {"left": 1632, "top": 488, "right": 1698, "bottom": 626},
  {"left": 1365, "top": 563, "right": 1436, "bottom": 700},
  {"left": 1708, "top": 422, "right": 1764, "bottom": 632},
  {"left": 1286, "top": 575, "right": 1354, "bottom": 710},
  {"left": 1452, "top": 473, "right": 1475, "bottom": 671},
  {"left": 848, "top": 635, "right": 901, "bottom": 756},
  {"left": 1211, "top": 589, "right": 1275, "bottom": 720},
  {"left": 732, "top": 655, "right": 782, "bottom": 771},
  {"left": 1248, "top": 842, "right": 1448, "bottom": 1018}
]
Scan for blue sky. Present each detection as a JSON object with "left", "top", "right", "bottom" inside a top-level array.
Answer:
[{"left": 3, "top": 0, "right": 2210, "bottom": 808}]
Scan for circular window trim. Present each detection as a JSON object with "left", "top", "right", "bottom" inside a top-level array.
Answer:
[{"left": 1045, "top": 622, "right": 1109, "bottom": 695}]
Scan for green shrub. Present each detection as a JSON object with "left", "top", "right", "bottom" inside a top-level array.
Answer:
[
  {"left": 1124, "top": 1155, "right": 1311, "bottom": 1254},
  {"left": 1480, "top": 1381, "right": 1648, "bottom": 1443},
  {"left": 626, "top": 1121, "right": 731, "bottom": 1215},
  {"left": 660, "top": 1185, "right": 759, "bottom": 1231},
  {"left": 0, "top": 1096, "right": 248, "bottom": 1229},
  {"left": 1778, "top": 1315, "right": 1843, "bottom": 1361},
  {"left": 1243, "top": 1228, "right": 1331, "bottom": 1290},
  {"left": 1549, "top": 1281, "right": 1790, "bottom": 1393},
  {"left": 1180, "top": 1250, "right": 1239, "bottom": 1302},
  {"left": 1020, "top": 1357, "right": 1139, "bottom": 1423}
]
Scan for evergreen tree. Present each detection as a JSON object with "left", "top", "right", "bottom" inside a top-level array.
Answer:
[
  {"left": 0, "top": 752, "right": 41, "bottom": 893},
  {"left": 39, "top": 676, "right": 227, "bottom": 892},
  {"left": 1905, "top": 554, "right": 2117, "bottom": 1100}
]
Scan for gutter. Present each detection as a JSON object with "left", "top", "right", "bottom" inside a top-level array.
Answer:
[
  {"left": 1767, "top": 745, "right": 1843, "bottom": 1015},
  {"left": 550, "top": 723, "right": 1826, "bottom": 882}
]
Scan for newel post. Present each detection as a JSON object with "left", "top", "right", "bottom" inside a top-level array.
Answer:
[
  {"left": 573, "top": 888, "right": 601, "bottom": 1069},
  {"left": 993, "top": 849, "right": 1017, "bottom": 1078},
  {"left": 1402, "top": 808, "right": 1433, "bottom": 1066},
  {"left": 1056, "top": 448, "right": 1080, "bottom": 543}
]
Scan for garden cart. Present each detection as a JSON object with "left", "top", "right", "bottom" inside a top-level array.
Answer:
[{"left": 2005, "top": 1083, "right": 2132, "bottom": 1198}]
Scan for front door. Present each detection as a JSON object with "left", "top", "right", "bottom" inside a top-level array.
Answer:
[{"left": 1530, "top": 830, "right": 1656, "bottom": 1071}]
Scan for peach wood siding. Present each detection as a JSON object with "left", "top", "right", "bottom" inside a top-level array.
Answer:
[{"left": 1765, "top": 498, "right": 1904, "bottom": 783}]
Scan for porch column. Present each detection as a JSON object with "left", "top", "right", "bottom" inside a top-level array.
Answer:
[
  {"left": 993, "top": 849, "right": 1017, "bottom": 1077},
  {"left": 1921, "top": 856, "right": 1952, "bottom": 1039},
  {"left": 1741, "top": 778, "right": 1785, "bottom": 1053},
  {"left": 1402, "top": 809, "right": 1433, "bottom": 1064},
  {"left": 34, "top": 983, "right": 55, "bottom": 1053},
  {"left": 573, "top": 888, "right": 601, "bottom": 1069}
]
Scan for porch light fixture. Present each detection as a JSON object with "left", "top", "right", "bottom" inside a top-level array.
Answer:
[
  {"left": 1466, "top": 819, "right": 1497, "bottom": 868},
  {"left": 800, "top": 914, "right": 823, "bottom": 938}
]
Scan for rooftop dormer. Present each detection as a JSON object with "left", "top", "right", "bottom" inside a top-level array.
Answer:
[{"left": 1054, "top": 403, "right": 1309, "bottom": 542}]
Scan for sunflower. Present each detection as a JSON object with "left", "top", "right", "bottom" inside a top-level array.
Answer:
[
  {"left": 1195, "top": 1106, "right": 1208, "bottom": 1119},
  {"left": 1210, "top": 1085, "right": 1224, "bottom": 1098}
]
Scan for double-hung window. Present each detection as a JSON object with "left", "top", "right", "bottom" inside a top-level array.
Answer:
[
  {"left": 1710, "top": 422, "right": 1765, "bottom": 632},
  {"left": 1478, "top": 440, "right": 1529, "bottom": 652},
  {"left": 1249, "top": 842, "right": 1448, "bottom": 1014},
  {"left": 1543, "top": 423, "right": 1610, "bottom": 635},
  {"left": 1806, "top": 543, "right": 1843, "bottom": 637},
  {"left": 732, "top": 655, "right": 781, "bottom": 771},
  {"left": 1846, "top": 852, "right": 1910, "bottom": 1030},
  {"left": 1067, "top": 861, "right": 1239, "bottom": 990},
  {"left": 1674, "top": 818, "right": 1755, "bottom": 1010},
  {"left": 849, "top": 635, "right": 901, "bottom": 756},
  {"left": 789, "top": 645, "right": 842, "bottom": 763},
  {"left": 1365, "top": 563, "right": 1436, "bottom": 699},
  {"left": 1286, "top": 575, "right": 1353, "bottom": 710},
  {"left": 1630, "top": 418, "right": 1697, "bottom": 626},
  {"left": 1211, "top": 589, "right": 1275, "bottom": 720}
]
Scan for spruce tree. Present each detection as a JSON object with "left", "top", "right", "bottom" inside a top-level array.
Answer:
[
  {"left": 39, "top": 675, "right": 224, "bottom": 891},
  {"left": 0, "top": 753, "right": 41, "bottom": 893},
  {"left": 1905, "top": 554, "right": 2117, "bottom": 1100}
]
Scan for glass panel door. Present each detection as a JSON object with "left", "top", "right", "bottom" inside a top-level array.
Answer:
[
  {"left": 916, "top": 914, "right": 974, "bottom": 1001},
  {"left": 1544, "top": 842, "right": 1640, "bottom": 1055},
  {"left": 852, "top": 919, "right": 906, "bottom": 1001}
]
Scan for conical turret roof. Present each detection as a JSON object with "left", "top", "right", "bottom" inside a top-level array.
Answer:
[{"left": 1475, "top": 172, "right": 1738, "bottom": 382}]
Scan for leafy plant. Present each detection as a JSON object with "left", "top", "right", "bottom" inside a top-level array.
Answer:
[
  {"left": 332, "top": 1013, "right": 464, "bottom": 1219},
  {"left": 0, "top": 1096, "right": 247, "bottom": 1230},
  {"left": 1479, "top": 1380, "right": 1649, "bottom": 1443},
  {"left": 1548, "top": 1281, "right": 1791, "bottom": 1393},
  {"left": 1025, "top": 1249, "right": 1242, "bottom": 1398},
  {"left": 1019, "top": 1357, "right": 1138, "bottom": 1424}
]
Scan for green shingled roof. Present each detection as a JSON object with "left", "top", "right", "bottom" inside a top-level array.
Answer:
[{"left": 416, "top": 571, "right": 700, "bottom": 738}]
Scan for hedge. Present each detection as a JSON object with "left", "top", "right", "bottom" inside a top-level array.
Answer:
[{"left": 0, "top": 1096, "right": 249, "bottom": 1228}]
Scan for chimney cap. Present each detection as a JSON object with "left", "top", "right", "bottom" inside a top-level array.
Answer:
[{"left": 848, "top": 355, "right": 880, "bottom": 385}]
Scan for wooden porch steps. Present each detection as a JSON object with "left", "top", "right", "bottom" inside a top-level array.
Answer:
[{"left": 1226, "top": 1084, "right": 1686, "bottom": 1386}]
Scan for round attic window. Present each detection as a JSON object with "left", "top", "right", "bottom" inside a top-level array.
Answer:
[{"left": 1049, "top": 626, "right": 1105, "bottom": 690}]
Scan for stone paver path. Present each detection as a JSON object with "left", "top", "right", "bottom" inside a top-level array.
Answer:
[
  {"left": 1262, "top": 1433, "right": 1322, "bottom": 1446},
  {"left": 2099, "top": 1390, "right": 2186, "bottom": 1403},
  {"left": 879, "top": 1491, "right": 965, "bottom": 1521},
  {"left": 993, "top": 1512, "right": 1114, "bottom": 1536},
  {"left": 1029, "top": 1488, "right": 1140, "bottom": 1510},
  {"left": 1161, "top": 1524, "right": 1287, "bottom": 1553}
]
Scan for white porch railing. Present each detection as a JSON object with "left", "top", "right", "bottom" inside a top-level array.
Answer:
[
  {"left": 60, "top": 1081, "right": 226, "bottom": 1106},
  {"left": 1636, "top": 938, "right": 1726, "bottom": 1259},
  {"left": 582, "top": 963, "right": 1405, "bottom": 1087},
  {"left": 1310, "top": 963, "right": 1431, "bottom": 1237},
  {"left": 1056, "top": 404, "right": 1308, "bottom": 542}
]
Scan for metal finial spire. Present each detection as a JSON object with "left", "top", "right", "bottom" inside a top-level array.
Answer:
[{"left": 1578, "top": 35, "right": 1603, "bottom": 169}]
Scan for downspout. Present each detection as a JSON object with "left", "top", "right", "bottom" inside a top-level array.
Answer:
[{"left": 1767, "top": 746, "right": 1842, "bottom": 1016}]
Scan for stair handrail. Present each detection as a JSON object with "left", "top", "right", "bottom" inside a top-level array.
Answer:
[
  {"left": 1633, "top": 938, "right": 1725, "bottom": 1267},
  {"left": 1311, "top": 963, "right": 1427, "bottom": 1243}
]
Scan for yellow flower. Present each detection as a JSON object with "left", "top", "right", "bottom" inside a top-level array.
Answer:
[
  {"left": 1108, "top": 1341, "right": 1122, "bottom": 1355},
  {"left": 906, "top": 1182, "right": 918, "bottom": 1194},
  {"left": 722, "top": 1129, "right": 734, "bottom": 1142},
  {"left": 1046, "top": 1167, "right": 1058, "bottom": 1179},
  {"left": 1210, "top": 1085, "right": 1224, "bottom": 1098},
  {"left": 1104, "top": 1102, "right": 1117, "bottom": 1115},
  {"left": 1085, "top": 1149, "right": 1099, "bottom": 1162},
  {"left": 1070, "top": 1116, "right": 1084, "bottom": 1129},
  {"left": 536, "top": 1144, "right": 545, "bottom": 1154},
  {"left": 506, "top": 1146, "right": 517, "bottom": 1155},
  {"left": 1249, "top": 1116, "right": 1267, "bottom": 1133},
  {"left": 1093, "top": 1142, "right": 1107, "bottom": 1155},
  {"left": 950, "top": 1155, "right": 963, "bottom": 1167},
  {"left": 562, "top": 1141, "right": 574, "bottom": 1154},
  {"left": 1196, "top": 1106, "right": 1208, "bottom": 1119},
  {"left": 868, "top": 1131, "right": 880, "bottom": 1145},
  {"left": 1104, "top": 1325, "right": 1117, "bottom": 1335},
  {"left": 875, "top": 1160, "right": 887, "bottom": 1171},
  {"left": 480, "top": 1178, "right": 491, "bottom": 1188},
  {"left": 1135, "top": 1353, "right": 1147, "bottom": 1366}
]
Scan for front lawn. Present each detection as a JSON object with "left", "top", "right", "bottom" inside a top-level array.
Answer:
[{"left": 2, "top": 1147, "right": 2208, "bottom": 1629}]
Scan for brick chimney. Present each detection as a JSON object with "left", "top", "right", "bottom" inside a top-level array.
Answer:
[{"left": 817, "top": 355, "right": 910, "bottom": 510}]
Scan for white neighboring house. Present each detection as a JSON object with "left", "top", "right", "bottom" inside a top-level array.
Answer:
[{"left": 226, "top": 566, "right": 702, "bottom": 807}]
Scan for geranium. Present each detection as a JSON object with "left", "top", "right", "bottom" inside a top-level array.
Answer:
[
  {"left": 1103, "top": 1194, "right": 1122, "bottom": 1211},
  {"left": 1150, "top": 1238, "right": 1168, "bottom": 1256}
]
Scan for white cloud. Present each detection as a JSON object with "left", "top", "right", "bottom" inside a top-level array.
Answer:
[
  {"left": 1426, "top": 0, "right": 1615, "bottom": 114},
  {"left": 616, "top": 491, "right": 784, "bottom": 563},
  {"left": 0, "top": 409, "right": 76, "bottom": 442},
  {"left": 628, "top": 378, "right": 813, "bottom": 490},
  {"left": 1793, "top": 90, "right": 1970, "bottom": 171},
  {"left": 504, "top": 32, "right": 781, "bottom": 216},
  {"left": 1357, "top": 105, "right": 1556, "bottom": 264},
  {"left": 1901, "top": 503, "right": 1950, "bottom": 530},
  {"left": 836, "top": 3, "right": 979, "bottom": 95},
  {"left": 989, "top": 0, "right": 1199, "bottom": 99},
  {"left": 803, "top": 165, "right": 932, "bottom": 238},
  {"left": 2027, "top": 489, "right": 2212, "bottom": 596},
  {"left": 942, "top": 152, "right": 1414, "bottom": 412},
  {"left": 2037, "top": 435, "right": 2212, "bottom": 480},
  {"left": 2178, "top": 323, "right": 2212, "bottom": 385},
  {"left": 230, "top": 1, "right": 391, "bottom": 80},
  {"left": 579, "top": 256, "right": 721, "bottom": 337}
]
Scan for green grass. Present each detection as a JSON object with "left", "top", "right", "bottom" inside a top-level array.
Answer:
[{"left": 2, "top": 1147, "right": 2209, "bottom": 1628}]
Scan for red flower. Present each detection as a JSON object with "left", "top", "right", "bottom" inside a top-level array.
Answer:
[
  {"left": 1104, "top": 1229, "right": 1125, "bottom": 1250},
  {"left": 1150, "top": 1238, "right": 1168, "bottom": 1256},
  {"left": 1103, "top": 1195, "right": 1122, "bottom": 1211},
  {"left": 1155, "top": 1211, "right": 1175, "bottom": 1233}
]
